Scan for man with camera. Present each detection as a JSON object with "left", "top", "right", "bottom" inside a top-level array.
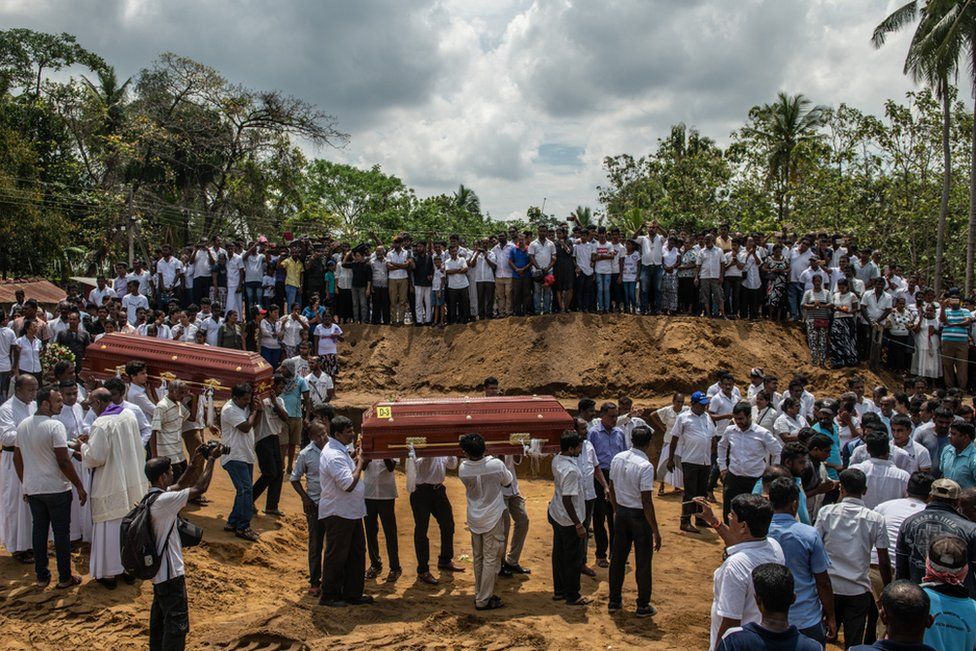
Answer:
[{"left": 144, "top": 441, "right": 222, "bottom": 651}]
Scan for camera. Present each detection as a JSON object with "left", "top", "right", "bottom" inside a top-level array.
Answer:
[{"left": 197, "top": 440, "right": 230, "bottom": 459}]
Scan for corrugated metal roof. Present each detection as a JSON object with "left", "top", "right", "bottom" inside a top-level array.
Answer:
[{"left": 0, "top": 278, "right": 67, "bottom": 305}]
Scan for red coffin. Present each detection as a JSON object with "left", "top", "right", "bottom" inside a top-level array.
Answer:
[
  {"left": 81, "top": 333, "right": 274, "bottom": 399},
  {"left": 360, "top": 396, "right": 573, "bottom": 460}
]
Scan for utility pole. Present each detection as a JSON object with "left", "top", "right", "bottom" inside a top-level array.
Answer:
[{"left": 128, "top": 215, "right": 137, "bottom": 267}]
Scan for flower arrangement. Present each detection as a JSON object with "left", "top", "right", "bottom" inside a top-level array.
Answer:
[{"left": 41, "top": 343, "right": 76, "bottom": 382}]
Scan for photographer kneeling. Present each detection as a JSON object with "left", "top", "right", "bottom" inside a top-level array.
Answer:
[{"left": 144, "top": 442, "right": 222, "bottom": 651}]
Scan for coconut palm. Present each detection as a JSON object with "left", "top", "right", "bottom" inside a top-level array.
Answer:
[
  {"left": 873, "top": 0, "right": 959, "bottom": 293},
  {"left": 742, "top": 93, "right": 827, "bottom": 227},
  {"left": 453, "top": 183, "right": 481, "bottom": 216},
  {"left": 570, "top": 205, "right": 594, "bottom": 227}
]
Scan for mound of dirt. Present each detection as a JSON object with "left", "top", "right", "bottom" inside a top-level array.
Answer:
[{"left": 338, "top": 312, "right": 885, "bottom": 405}]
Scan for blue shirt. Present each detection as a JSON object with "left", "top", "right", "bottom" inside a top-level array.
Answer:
[
  {"left": 509, "top": 247, "right": 531, "bottom": 278},
  {"left": 588, "top": 423, "right": 626, "bottom": 470},
  {"left": 280, "top": 375, "right": 309, "bottom": 418},
  {"left": 767, "top": 513, "right": 831, "bottom": 629},
  {"left": 753, "top": 478, "right": 810, "bottom": 525},
  {"left": 941, "top": 442, "right": 976, "bottom": 488},
  {"left": 716, "top": 622, "right": 822, "bottom": 651},
  {"left": 812, "top": 422, "right": 842, "bottom": 479},
  {"left": 923, "top": 586, "right": 976, "bottom": 651},
  {"left": 941, "top": 307, "right": 973, "bottom": 342}
]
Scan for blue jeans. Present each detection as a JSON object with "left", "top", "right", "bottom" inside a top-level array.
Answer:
[
  {"left": 534, "top": 284, "right": 553, "bottom": 314},
  {"left": 260, "top": 346, "right": 281, "bottom": 369},
  {"left": 27, "top": 491, "right": 72, "bottom": 583},
  {"left": 640, "top": 264, "right": 662, "bottom": 313},
  {"left": 595, "top": 274, "right": 612, "bottom": 312},
  {"left": 622, "top": 281, "right": 637, "bottom": 312},
  {"left": 284, "top": 285, "right": 301, "bottom": 311},
  {"left": 224, "top": 461, "right": 254, "bottom": 531},
  {"left": 787, "top": 282, "right": 804, "bottom": 321},
  {"left": 244, "top": 281, "right": 263, "bottom": 313}
]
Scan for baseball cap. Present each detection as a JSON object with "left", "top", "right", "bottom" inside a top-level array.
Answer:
[
  {"left": 931, "top": 478, "right": 961, "bottom": 500},
  {"left": 750, "top": 368, "right": 765, "bottom": 379},
  {"left": 257, "top": 308, "right": 267, "bottom": 315},
  {"left": 691, "top": 391, "right": 710, "bottom": 406}
]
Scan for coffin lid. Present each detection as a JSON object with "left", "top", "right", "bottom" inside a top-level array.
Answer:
[{"left": 362, "top": 395, "right": 572, "bottom": 431}]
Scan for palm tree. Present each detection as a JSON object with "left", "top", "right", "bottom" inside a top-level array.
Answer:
[
  {"left": 873, "top": 0, "right": 959, "bottom": 294},
  {"left": 570, "top": 205, "right": 593, "bottom": 227},
  {"left": 81, "top": 65, "right": 132, "bottom": 188},
  {"left": 453, "top": 183, "right": 481, "bottom": 216},
  {"left": 742, "top": 93, "right": 827, "bottom": 226}
]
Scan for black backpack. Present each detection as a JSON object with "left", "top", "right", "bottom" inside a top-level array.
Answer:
[{"left": 120, "top": 490, "right": 175, "bottom": 581}]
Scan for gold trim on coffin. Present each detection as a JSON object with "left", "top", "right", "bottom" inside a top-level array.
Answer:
[
  {"left": 96, "top": 367, "right": 233, "bottom": 392},
  {"left": 388, "top": 433, "right": 533, "bottom": 450}
]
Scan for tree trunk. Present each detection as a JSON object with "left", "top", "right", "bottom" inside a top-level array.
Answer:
[
  {"left": 935, "top": 80, "right": 950, "bottom": 295},
  {"left": 967, "top": 100, "right": 976, "bottom": 294}
]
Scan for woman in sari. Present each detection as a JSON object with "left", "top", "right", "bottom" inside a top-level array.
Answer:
[
  {"left": 764, "top": 243, "right": 789, "bottom": 321},
  {"left": 829, "top": 277, "right": 859, "bottom": 368}
]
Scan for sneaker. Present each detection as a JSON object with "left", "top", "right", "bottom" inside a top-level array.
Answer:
[
  {"left": 636, "top": 605, "right": 657, "bottom": 618},
  {"left": 607, "top": 602, "right": 622, "bottom": 613}
]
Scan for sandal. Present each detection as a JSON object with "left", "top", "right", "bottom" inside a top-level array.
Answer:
[
  {"left": 56, "top": 575, "right": 82, "bottom": 589},
  {"left": 566, "top": 596, "right": 591, "bottom": 606},
  {"left": 235, "top": 528, "right": 260, "bottom": 542},
  {"left": 475, "top": 595, "right": 504, "bottom": 611}
]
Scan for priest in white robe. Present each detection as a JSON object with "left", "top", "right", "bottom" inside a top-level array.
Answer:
[
  {"left": 81, "top": 387, "right": 148, "bottom": 588},
  {"left": 55, "top": 381, "right": 92, "bottom": 543},
  {"left": 0, "top": 374, "right": 37, "bottom": 561}
]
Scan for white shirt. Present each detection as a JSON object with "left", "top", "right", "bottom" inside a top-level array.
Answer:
[
  {"left": 415, "top": 456, "right": 457, "bottom": 485},
  {"left": 197, "top": 314, "right": 221, "bottom": 347},
  {"left": 578, "top": 439, "right": 599, "bottom": 500},
  {"left": 815, "top": 497, "right": 889, "bottom": 595},
  {"left": 662, "top": 245, "right": 681, "bottom": 270},
  {"left": 318, "top": 437, "right": 366, "bottom": 520},
  {"left": 710, "top": 538, "right": 785, "bottom": 651},
  {"left": 772, "top": 412, "right": 808, "bottom": 439},
  {"left": 386, "top": 248, "right": 410, "bottom": 280},
  {"left": 637, "top": 233, "right": 664, "bottom": 266},
  {"left": 55, "top": 402, "right": 85, "bottom": 440},
  {"left": 873, "top": 496, "right": 927, "bottom": 567},
  {"left": 243, "top": 252, "right": 266, "bottom": 283},
  {"left": 789, "top": 248, "right": 814, "bottom": 283},
  {"left": 742, "top": 250, "right": 764, "bottom": 289},
  {"left": 126, "top": 383, "right": 156, "bottom": 421},
  {"left": 280, "top": 314, "right": 307, "bottom": 347},
  {"left": 150, "top": 488, "right": 190, "bottom": 584},
  {"left": 171, "top": 322, "right": 198, "bottom": 343},
  {"left": 669, "top": 410, "right": 718, "bottom": 466},
  {"left": 0, "top": 326, "right": 14, "bottom": 372},
  {"left": 192, "top": 247, "right": 223, "bottom": 277},
  {"left": 751, "top": 405, "right": 779, "bottom": 433},
  {"left": 156, "top": 257, "right": 183, "bottom": 289},
  {"left": 122, "top": 293, "right": 149, "bottom": 325},
  {"left": 15, "top": 415, "right": 71, "bottom": 495},
  {"left": 489, "top": 243, "right": 514, "bottom": 279},
  {"left": 549, "top": 453, "right": 585, "bottom": 527},
  {"left": 718, "top": 424, "right": 782, "bottom": 477},
  {"left": 304, "top": 371, "right": 334, "bottom": 408},
  {"left": 363, "top": 459, "right": 398, "bottom": 500},
  {"left": 470, "top": 252, "right": 495, "bottom": 283},
  {"left": 861, "top": 290, "right": 893, "bottom": 323},
  {"left": 444, "top": 257, "right": 470, "bottom": 289},
  {"left": 88, "top": 286, "right": 117, "bottom": 306},
  {"left": 219, "top": 401, "right": 255, "bottom": 466},
  {"left": 458, "top": 456, "right": 512, "bottom": 534},
  {"left": 799, "top": 267, "right": 830, "bottom": 291},
  {"left": 127, "top": 270, "right": 152, "bottom": 295},
  {"left": 848, "top": 442, "right": 914, "bottom": 473},
  {"left": 849, "top": 458, "right": 909, "bottom": 509},
  {"left": 225, "top": 253, "right": 243, "bottom": 287},
  {"left": 313, "top": 323, "right": 341, "bottom": 356},
  {"left": 574, "top": 240, "right": 594, "bottom": 275},
  {"left": 14, "top": 335, "right": 41, "bottom": 372},
  {"left": 709, "top": 391, "right": 737, "bottom": 438},
  {"left": 723, "top": 250, "right": 745, "bottom": 278},
  {"left": 501, "top": 454, "right": 520, "bottom": 497},
  {"left": 697, "top": 246, "right": 723, "bottom": 279},
  {"left": 528, "top": 239, "right": 556, "bottom": 270},
  {"left": 608, "top": 448, "right": 655, "bottom": 509},
  {"left": 592, "top": 240, "right": 617, "bottom": 275},
  {"left": 616, "top": 414, "right": 648, "bottom": 449}
]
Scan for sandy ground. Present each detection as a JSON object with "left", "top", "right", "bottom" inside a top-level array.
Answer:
[{"left": 0, "top": 314, "right": 870, "bottom": 649}]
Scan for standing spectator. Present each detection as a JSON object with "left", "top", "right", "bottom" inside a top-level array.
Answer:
[
  {"left": 607, "top": 425, "right": 662, "bottom": 617},
  {"left": 592, "top": 228, "right": 617, "bottom": 314},
  {"left": 258, "top": 305, "right": 282, "bottom": 369},
  {"left": 386, "top": 238, "right": 411, "bottom": 326},
  {"left": 816, "top": 468, "right": 892, "bottom": 648},
  {"left": 367, "top": 246, "right": 390, "bottom": 325},
  {"left": 88, "top": 276, "right": 118, "bottom": 309},
  {"left": 588, "top": 402, "right": 626, "bottom": 567},
  {"left": 54, "top": 309, "right": 91, "bottom": 373},
  {"left": 941, "top": 421, "right": 976, "bottom": 488},
  {"left": 280, "top": 247, "right": 305, "bottom": 310},
  {"left": 788, "top": 238, "right": 814, "bottom": 321},
  {"left": 363, "top": 457, "right": 401, "bottom": 582},
  {"left": 722, "top": 239, "right": 745, "bottom": 317},
  {"left": 740, "top": 238, "right": 764, "bottom": 320},
  {"left": 920, "top": 535, "right": 976, "bottom": 651},
  {"left": 831, "top": 278, "right": 861, "bottom": 368},
  {"left": 317, "top": 416, "right": 372, "bottom": 607},
  {"left": 216, "top": 310, "right": 244, "bottom": 349},
  {"left": 699, "top": 494, "right": 785, "bottom": 650},
  {"left": 848, "top": 582, "right": 937, "bottom": 651},
  {"left": 304, "top": 356, "right": 334, "bottom": 409},
  {"left": 14, "top": 385, "right": 86, "bottom": 589},
  {"left": 225, "top": 245, "right": 244, "bottom": 317},
  {"left": 189, "top": 240, "right": 218, "bottom": 305},
  {"left": 875, "top": 472, "right": 933, "bottom": 576},
  {"left": 939, "top": 288, "right": 973, "bottom": 389},
  {"left": 278, "top": 366, "right": 310, "bottom": 476},
  {"left": 718, "top": 402, "right": 783, "bottom": 521},
  {"left": 801, "top": 274, "right": 832, "bottom": 368},
  {"left": 242, "top": 242, "right": 267, "bottom": 312},
  {"left": 912, "top": 303, "right": 942, "bottom": 381},
  {"left": 552, "top": 227, "right": 576, "bottom": 313},
  {"left": 548, "top": 429, "right": 589, "bottom": 605},
  {"left": 457, "top": 433, "right": 512, "bottom": 610},
  {"left": 860, "top": 278, "right": 893, "bottom": 365},
  {"left": 279, "top": 303, "right": 309, "bottom": 358},
  {"left": 697, "top": 234, "right": 725, "bottom": 318},
  {"left": 885, "top": 297, "right": 917, "bottom": 374},
  {"left": 312, "top": 311, "right": 343, "bottom": 380},
  {"left": 765, "top": 243, "right": 790, "bottom": 321},
  {"left": 915, "top": 407, "right": 954, "bottom": 478},
  {"left": 470, "top": 242, "right": 496, "bottom": 319},
  {"left": 444, "top": 244, "right": 471, "bottom": 324},
  {"left": 218, "top": 383, "right": 261, "bottom": 542},
  {"left": 668, "top": 391, "right": 718, "bottom": 533},
  {"left": 345, "top": 248, "right": 370, "bottom": 324},
  {"left": 528, "top": 226, "right": 555, "bottom": 315},
  {"left": 635, "top": 221, "right": 665, "bottom": 315},
  {"left": 573, "top": 229, "right": 595, "bottom": 313},
  {"left": 489, "top": 234, "right": 514, "bottom": 317},
  {"left": 660, "top": 236, "right": 681, "bottom": 315}
]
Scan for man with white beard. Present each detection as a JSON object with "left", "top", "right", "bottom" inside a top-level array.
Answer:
[
  {"left": 55, "top": 380, "right": 92, "bottom": 543},
  {"left": 0, "top": 374, "right": 37, "bottom": 562},
  {"left": 82, "top": 387, "right": 149, "bottom": 589}
]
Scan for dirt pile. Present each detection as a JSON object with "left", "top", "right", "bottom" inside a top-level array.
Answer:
[{"left": 339, "top": 312, "right": 885, "bottom": 404}]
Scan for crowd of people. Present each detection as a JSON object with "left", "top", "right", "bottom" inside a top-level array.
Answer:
[
  {"left": 1, "top": 223, "right": 972, "bottom": 397},
  {"left": 2, "top": 348, "right": 976, "bottom": 649}
]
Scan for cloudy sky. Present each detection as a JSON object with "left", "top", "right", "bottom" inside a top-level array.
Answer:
[{"left": 1, "top": 0, "right": 948, "bottom": 219}]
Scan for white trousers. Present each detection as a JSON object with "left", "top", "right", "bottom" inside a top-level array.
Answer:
[
  {"left": 414, "top": 286, "right": 433, "bottom": 323},
  {"left": 471, "top": 517, "right": 505, "bottom": 607}
]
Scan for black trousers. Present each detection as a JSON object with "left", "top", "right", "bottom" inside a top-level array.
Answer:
[
  {"left": 722, "top": 472, "right": 761, "bottom": 523},
  {"left": 592, "top": 469, "right": 614, "bottom": 561},
  {"left": 252, "top": 435, "right": 283, "bottom": 511},
  {"left": 371, "top": 287, "right": 390, "bottom": 324},
  {"left": 476, "top": 282, "right": 495, "bottom": 318},
  {"left": 27, "top": 491, "right": 72, "bottom": 584},
  {"left": 513, "top": 276, "right": 533, "bottom": 315},
  {"left": 446, "top": 287, "right": 470, "bottom": 324},
  {"left": 834, "top": 591, "right": 872, "bottom": 649},
  {"left": 150, "top": 576, "right": 188, "bottom": 651},
  {"left": 577, "top": 273, "right": 595, "bottom": 312},
  {"left": 549, "top": 514, "right": 584, "bottom": 602},
  {"left": 365, "top": 498, "right": 400, "bottom": 571},
  {"left": 741, "top": 286, "right": 762, "bottom": 319},
  {"left": 320, "top": 515, "right": 366, "bottom": 601},
  {"left": 608, "top": 506, "right": 654, "bottom": 607},
  {"left": 681, "top": 462, "right": 710, "bottom": 524},
  {"left": 409, "top": 483, "right": 455, "bottom": 574},
  {"left": 306, "top": 510, "right": 326, "bottom": 587}
]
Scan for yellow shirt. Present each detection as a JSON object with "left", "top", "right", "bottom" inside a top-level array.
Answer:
[{"left": 281, "top": 257, "right": 304, "bottom": 288}]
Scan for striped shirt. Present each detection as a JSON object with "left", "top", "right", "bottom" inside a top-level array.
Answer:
[{"left": 941, "top": 307, "right": 973, "bottom": 342}]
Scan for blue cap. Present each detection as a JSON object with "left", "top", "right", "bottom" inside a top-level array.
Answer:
[{"left": 691, "top": 391, "right": 710, "bottom": 405}]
